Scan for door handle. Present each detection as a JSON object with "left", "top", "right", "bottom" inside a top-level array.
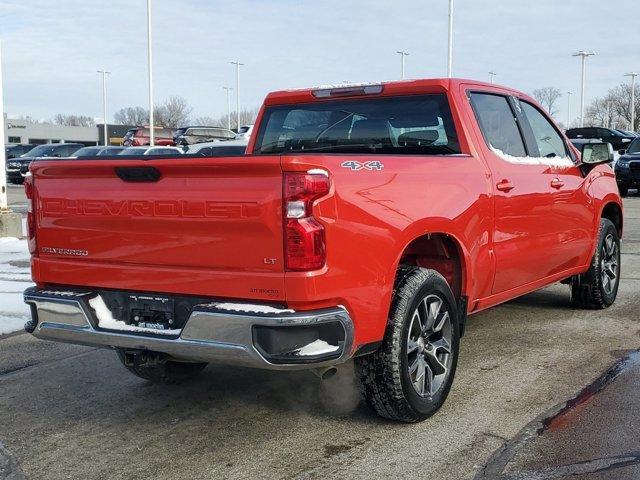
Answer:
[
  {"left": 550, "top": 178, "right": 564, "bottom": 189},
  {"left": 496, "top": 179, "right": 515, "bottom": 192}
]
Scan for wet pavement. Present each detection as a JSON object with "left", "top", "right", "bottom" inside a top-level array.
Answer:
[
  {"left": 0, "top": 192, "right": 639, "bottom": 480},
  {"left": 476, "top": 351, "right": 640, "bottom": 479}
]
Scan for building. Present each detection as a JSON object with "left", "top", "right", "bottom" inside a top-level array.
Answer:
[
  {"left": 4, "top": 116, "right": 136, "bottom": 146},
  {"left": 97, "top": 124, "right": 136, "bottom": 146},
  {"left": 4, "top": 117, "right": 98, "bottom": 145}
]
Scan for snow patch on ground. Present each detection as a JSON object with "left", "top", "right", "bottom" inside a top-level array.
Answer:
[
  {"left": 0, "top": 237, "right": 33, "bottom": 335},
  {"left": 209, "top": 302, "right": 295, "bottom": 314},
  {"left": 490, "top": 146, "right": 575, "bottom": 167},
  {"left": 295, "top": 339, "right": 340, "bottom": 356},
  {"left": 89, "top": 295, "right": 181, "bottom": 336}
]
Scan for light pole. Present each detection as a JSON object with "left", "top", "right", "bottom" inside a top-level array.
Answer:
[
  {"left": 146, "top": 0, "right": 155, "bottom": 146},
  {"left": 223, "top": 86, "right": 233, "bottom": 130},
  {"left": 97, "top": 70, "right": 111, "bottom": 146},
  {"left": 447, "top": 0, "right": 454, "bottom": 77},
  {"left": 489, "top": 71, "right": 496, "bottom": 84},
  {"left": 567, "top": 91, "right": 572, "bottom": 127},
  {"left": 230, "top": 61, "right": 244, "bottom": 131},
  {"left": 397, "top": 51, "right": 409, "bottom": 80},
  {"left": 572, "top": 51, "right": 595, "bottom": 128},
  {"left": 625, "top": 72, "right": 639, "bottom": 132}
]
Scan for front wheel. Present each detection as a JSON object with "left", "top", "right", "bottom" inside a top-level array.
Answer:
[
  {"left": 618, "top": 186, "right": 628, "bottom": 197},
  {"left": 571, "top": 218, "right": 621, "bottom": 309},
  {"left": 356, "top": 267, "right": 460, "bottom": 423}
]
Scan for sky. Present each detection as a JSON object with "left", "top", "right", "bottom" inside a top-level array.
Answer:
[{"left": 0, "top": 0, "right": 638, "bottom": 125}]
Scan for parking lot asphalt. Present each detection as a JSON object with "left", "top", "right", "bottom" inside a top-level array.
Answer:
[{"left": 0, "top": 190, "right": 639, "bottom": 480}]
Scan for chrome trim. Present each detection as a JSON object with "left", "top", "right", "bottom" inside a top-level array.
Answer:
[{"left": 24, "top": 288, "right": 354, "bottom": 370}]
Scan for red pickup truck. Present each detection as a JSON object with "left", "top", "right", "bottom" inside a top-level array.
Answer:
[{"left": 23, "top": 79, "right": 622, "bottom": 423}]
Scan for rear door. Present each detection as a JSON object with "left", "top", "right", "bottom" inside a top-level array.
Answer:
[
  {"left": 31, "top": 155, "right": 285, "bottom": 301},
  {"left": 468, "top": 91, "right": 555, "bottom": 294}
]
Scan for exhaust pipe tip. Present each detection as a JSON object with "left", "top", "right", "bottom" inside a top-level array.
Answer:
[
  {"left": 312, "top": 366, "right": 338, "bottom": 380},
  {"left": 24, "top": 319, "right": 37, "bottom": 334}
]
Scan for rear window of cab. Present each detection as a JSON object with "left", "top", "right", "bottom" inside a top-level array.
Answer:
[{"left": 254, "top": 94, "right": 460, "bottom": 155}]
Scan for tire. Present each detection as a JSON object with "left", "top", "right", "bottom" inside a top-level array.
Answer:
[
  {"left": 116, "top": 349, "right": 207, "bottom": 384},
  {"left": 619, "top": 186, "right": 628, "bottom": 197},
  {"left": 571, "top": 218, "right": 621, "bottom": 309},
  {"left": 355, "top": 267, "right": 460, "bottom": 423}
]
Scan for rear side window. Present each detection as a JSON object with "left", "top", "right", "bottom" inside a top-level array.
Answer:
[
  {"left": 520, "top": 102, "right": 568, "bottom": 158},
  {"left": 470, "top": 93, "right": 526, "bottom": 157},
  {"left": 254, "top": 94, "right": 460, "bottom": 155}
]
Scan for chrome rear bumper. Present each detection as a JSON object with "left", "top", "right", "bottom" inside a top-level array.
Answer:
[{"left": 24, "top": 287, "right": 354, "bottom": 370}]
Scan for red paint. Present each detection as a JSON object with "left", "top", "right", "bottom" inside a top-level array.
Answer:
[{"left": 28, "top": 78, "right": 623, "bottom": 351}]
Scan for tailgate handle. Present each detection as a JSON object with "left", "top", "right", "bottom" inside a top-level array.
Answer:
[{"left": 115, "top": 166, "right": 162, "bottom": 182}]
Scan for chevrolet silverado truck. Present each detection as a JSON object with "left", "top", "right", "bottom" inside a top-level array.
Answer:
[{"left": 23, "top": 79, "right": 622, "bottom": 422}]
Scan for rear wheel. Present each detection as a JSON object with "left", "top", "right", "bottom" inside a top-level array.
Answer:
[
  {"left": 571, "top": 218, "right": 621, "bottom": 309},
  {"left": 116, "top": 349, "right": 207, "bottom": 384},
  {"left": 619, "top": 186, "right": 628, "bottom": 197},
  {"left": 356, "top": 267, "right": 460, "bottom": 423}
]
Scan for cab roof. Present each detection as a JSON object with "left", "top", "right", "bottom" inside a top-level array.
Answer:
[{"left": 263, "top": 78, "right": 526, "bottom": 106}]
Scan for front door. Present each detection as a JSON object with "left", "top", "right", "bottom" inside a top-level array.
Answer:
[
  {"left": 468, "top": 92, "right": 556, "bottom": 294},
  {"left": 518, "top": 100, "right": 595, "bottom": 271}
]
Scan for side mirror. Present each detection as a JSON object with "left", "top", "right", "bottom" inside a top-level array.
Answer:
[
  {"left": 618, "top": 149, "right": 627, "bottom": 155},
  {"left": 581, "top": 142, "right": 614, "bottom": 164}
]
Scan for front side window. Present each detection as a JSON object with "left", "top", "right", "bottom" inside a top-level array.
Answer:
[
  {"left": 470, "top": 93, "right": 526, "bottom": 156},
  {"left": 23, "top": 145, "right": 57, "bottom": 157},
  {"left": 520, "top": 102, "right": 568, "bottom": 158},
  {"left": 597, "top": 128, "right": 614, "bottom": 138},
  {"left": 627, "top": 138, "right": 640, "bottom": 154},
  {"left": 254, "top": 94, "right": 460, "bottom": 155}
]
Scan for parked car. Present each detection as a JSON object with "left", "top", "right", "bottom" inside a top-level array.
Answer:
[
  {"left": 22, "top": 79, "right": 622, "bottom": 423},
  {"left": 6, "top": 143, "right": 84, "bottom": 184},
  {"left": 119, "top": 146, "right": 183, "bottom": 156},
  {"left": 565, "top": 127, "right": 634, "bottom": 150},
  {"left": 96, "top": 146, "right": 126, "bottom": 156},
  {"left": 234, "top": 124, "right": 254, "bottom": 140},
  {"left": 614, "top": 129, "right": 637, "bottom": 137},
  {"left": 173, "top": 126, "right": 236, "bottom": 146},
  {"left": 614, "top": 137, "right": 640, "bottom": 196},
  {"left": 122, "top": 127, "right": 174, "bottom": 146},
  {"left": 71, "top": 146, "right": 127, "bottom": 157},
  {"left": 5, "top": 144, "right": 35, "bottom": 159},
  {"left": 186, "top": 139, "right": 248, "bottom": 156}
]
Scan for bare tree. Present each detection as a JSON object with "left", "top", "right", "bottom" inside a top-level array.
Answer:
[
  {"left": 113, "top": 99, "right": 257, "bottom": 131},
  {"left": 113, "top": 106, "right": 149, "bottom": 126},
  {"left": 52, "top": 114, "right": 95, "bottom": 127},
  {"left": 192, "top": 116, "right": 218, "bottom": 126},
  {"left": 154, "top": 96, "right": 193, "bottom": 128},
  {"left": 533, "top": 87, "right": 562, "bottom": 116},
  {"left": 193, "top": 107, "right": 259, "bottom": 130},
  {"left": 583, "top": 82, "right": 640, "bottom": 130}
]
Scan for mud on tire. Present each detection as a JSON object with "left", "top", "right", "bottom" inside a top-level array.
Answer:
[{"left": 355, "top": 267, "right": 460, "bottom": 423}]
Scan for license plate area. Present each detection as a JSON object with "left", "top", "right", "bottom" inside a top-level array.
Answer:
[{"left": 128, "top": 294, "right": 175, "bottom": 331}]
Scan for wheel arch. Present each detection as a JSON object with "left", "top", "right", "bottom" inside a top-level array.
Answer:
[
  {"left": 393, "top": 227, "right": 471, "bottom": 300},
  {"left": 600, "top": 199, "right": 623, "bottom": 238}
]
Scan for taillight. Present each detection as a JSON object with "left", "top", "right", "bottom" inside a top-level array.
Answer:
[
  {"left": 283, "top": 172, "right": 330, "bottom": 271},
  {"left": 24, "top": 173, "right": 37, "bottom": 254}
]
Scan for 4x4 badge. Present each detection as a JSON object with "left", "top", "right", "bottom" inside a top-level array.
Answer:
[{"left": 341, "top": 160, "right": 384, "bottom": 171}]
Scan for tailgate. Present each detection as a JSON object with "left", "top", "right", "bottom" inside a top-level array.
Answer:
[{"left": 30, "top": 156, "right": 285, "bottom": 301}]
